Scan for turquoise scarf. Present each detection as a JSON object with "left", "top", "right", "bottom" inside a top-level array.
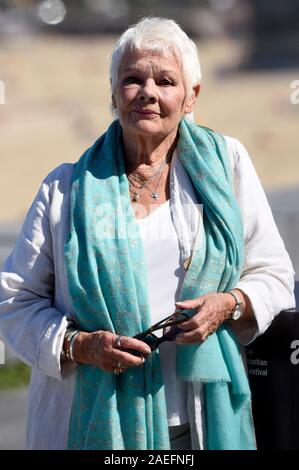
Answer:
[{"left": 64, "top": 118, "right": 256, "bottom": 450}]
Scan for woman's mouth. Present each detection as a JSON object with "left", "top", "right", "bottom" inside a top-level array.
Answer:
[{"left": 133, "top": 109, "right": 159, "bottom": 116}]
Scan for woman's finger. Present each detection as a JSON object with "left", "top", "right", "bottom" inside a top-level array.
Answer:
[
  {"left": 97, "top": 332, "right": 151, "bottom": 356},
  {"left": 97, "top": 333, "right": 152, "bottom": 370},
  {"left": 176, "top": 322, "right": 213, "bottom": 344},
  {"left": 175, "top": 297, "right": 205, "bottom": 311},
  {"left": 114, "top": 335, "right": 152, "bottom": 356},
  {"left": 108, "top": 348, "right": 146, "bottom": 368},
  {"left": 177, "top": 312, "right": 202, "bottom": 330}
]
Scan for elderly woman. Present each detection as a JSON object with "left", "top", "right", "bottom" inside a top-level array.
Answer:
[{"left": 0, "top": 17, "right": 295, "bottom": 450}]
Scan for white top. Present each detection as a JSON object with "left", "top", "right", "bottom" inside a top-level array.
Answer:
[
  {"left": 0, "top": 136, "right": 295, "bottom": 449},
  {"left": 137, "top": 200, "right": 189, "bottom": 425}
]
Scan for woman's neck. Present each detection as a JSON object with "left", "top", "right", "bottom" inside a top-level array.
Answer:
[{"left": 123, "top": 130, "right": 178, "bottom": 173}]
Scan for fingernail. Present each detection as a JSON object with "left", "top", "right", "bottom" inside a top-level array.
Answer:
[{"left": 175, "top": 303, "right": 184, "bottom": 310}]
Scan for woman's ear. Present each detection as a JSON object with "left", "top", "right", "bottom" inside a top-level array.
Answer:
[
  {"left": 184, "top": 85, "right": 201, "bottom": 114},
  {"left": 111, "top": 94, "right": 117, "bottom": 109}
]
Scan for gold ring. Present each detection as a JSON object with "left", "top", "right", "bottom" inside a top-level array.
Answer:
[
  {"left": 117, "top": 361, "right": 122, "bottom": 369},
  {"left": 113, "top": 368, "right": 120, "bottom": 375},
  {"left": 202, "top": 331, "right": 212, "bottom": 342}
]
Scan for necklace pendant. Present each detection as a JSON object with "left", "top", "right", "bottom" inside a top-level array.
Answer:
[{"left": 151, "top": 192, "right": 159, "bottom": 200}]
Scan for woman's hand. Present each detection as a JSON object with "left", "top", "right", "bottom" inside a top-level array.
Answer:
[
  {"left": 174, "top": 292, "right": 240, "bottom": 344},
  {"left": 72, "top": 330, "right": 152, "bottom": 373}
]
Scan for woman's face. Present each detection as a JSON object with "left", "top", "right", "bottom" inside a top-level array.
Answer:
[{"left": 112, "top": 48, "right": 198, "bottom": 141}]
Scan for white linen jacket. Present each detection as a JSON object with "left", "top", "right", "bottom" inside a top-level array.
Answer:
[{"left": 0, "top": 136, "right": 295, "bottom": 449}]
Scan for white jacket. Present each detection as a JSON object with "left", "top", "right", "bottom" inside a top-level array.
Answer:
[{"left": 0, "top": 137, "right": 295, "bottom": 449}]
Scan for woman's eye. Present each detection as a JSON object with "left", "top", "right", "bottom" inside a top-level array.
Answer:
[
  {"left": 124, "top": 76, "right": 141, "bottom": 85},
  {"left": 160, "top": 79, "right": 173, "bottom": 86}
]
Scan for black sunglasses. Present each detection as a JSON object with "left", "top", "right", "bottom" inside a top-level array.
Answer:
[{"left": 122, "top": 309, "right": 190, "bottom": 357}]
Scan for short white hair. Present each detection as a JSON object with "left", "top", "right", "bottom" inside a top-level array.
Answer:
[{"left": 109, "top": 17, "right": 202, "bottom": 99}]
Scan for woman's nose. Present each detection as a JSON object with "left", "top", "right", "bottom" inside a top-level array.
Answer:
[{"left": 138, "top": 79, "right": 158, "bottom": 103}]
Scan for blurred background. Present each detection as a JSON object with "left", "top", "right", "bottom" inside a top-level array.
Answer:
[{"left": 0, "top": 0, "right": 299, "bottom": 449}]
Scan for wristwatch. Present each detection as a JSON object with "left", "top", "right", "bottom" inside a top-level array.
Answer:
[{"left": 227, "top": 290, "right": 243, "bottom": 321}]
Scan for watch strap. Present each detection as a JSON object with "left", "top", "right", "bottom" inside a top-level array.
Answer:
[{"left": 226, "top": 290, "right": 243, "bottom": 321}]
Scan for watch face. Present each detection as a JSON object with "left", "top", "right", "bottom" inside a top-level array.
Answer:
[{"left": 231, "top": 305, "right": 242, "bottom": 321}]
